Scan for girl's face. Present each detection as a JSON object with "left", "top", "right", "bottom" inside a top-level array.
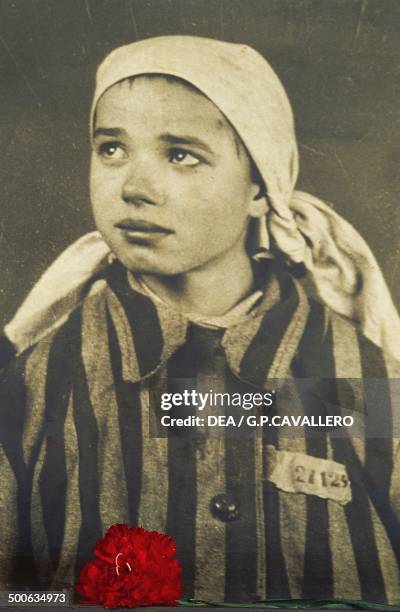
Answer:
[{"left": 91, "top": 76, "right": 266, "bottom": 276}]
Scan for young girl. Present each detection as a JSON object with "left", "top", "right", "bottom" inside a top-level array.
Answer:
[{"left": 1, "top": 35, "right": 399, "bottom": 604}]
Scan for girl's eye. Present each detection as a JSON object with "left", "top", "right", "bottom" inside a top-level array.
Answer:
[
  {"left": 169, "top": 148, "right": 200, "bottom": 167},
  {"left": 98, "top": 142, "right": 127, "bottom": 160}
]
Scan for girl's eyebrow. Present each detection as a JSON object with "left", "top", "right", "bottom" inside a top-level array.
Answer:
[
  {"left": 93, "top": 127, "right": 126, "bottom": 138},
  {"left": 160, "top": 133, "right": 213, "bottom": 154},
  {"left": 92, "top": 128, "right": 214, "bottom": 155}
]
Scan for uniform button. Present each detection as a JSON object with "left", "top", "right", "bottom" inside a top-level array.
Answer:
[{"left": 210, "top": 494, "right": 240, "bottom": 522}]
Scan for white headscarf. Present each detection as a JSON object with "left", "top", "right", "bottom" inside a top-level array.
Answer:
[{"left": 5, "top": 36, "right": 400, "bottom": 361}]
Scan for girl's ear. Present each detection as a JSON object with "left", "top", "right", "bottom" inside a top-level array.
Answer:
[{"left": 247, "top": 158, "right": 268, "bottom": 217}]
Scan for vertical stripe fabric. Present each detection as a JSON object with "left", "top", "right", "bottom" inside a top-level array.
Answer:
[
  {"left": 166, "top": 435, "right": 197, "bottom": 597},
  {"left": 254, "top": 432, "right": 267, "bottom": 600},
  {"left": 193, "top": 334, "right": 227, "bottom": 602},
  {"left": 1, "top": 262, "right": 399, "bottom": 604},
  {"left": 329, "top": 329, "right": 388, "bottom": 601},
  {"left": 40, "top": 321, "right": 75, "bottom": 574},
  {"left": 0, "top": 446, "right": 19, "bottom": 586},
  {"left": 263, "top": 404, "right": 291, "bottom": 598},
  {"left": 301, "top": 323, "right": 335, "bottom": 599},
  {"left": 70, "top": 305, "right": 103, "bottom": 580},
  {"left": 277, "top": 381, "right": 307, "bottom": 599},
  {"left": 194, "top": 437, "right": 226, "bottom": 601},
  {"left": 325, "top": 436, "right": 361, "bottom": 600},
  {"left": 50, "top": 393, "right": 81, "bottom": 589},
  {"left": 81, "top": 290, "right": 130, "bottom": 532},
  {"left": 107, "top": 311, "right": 142, "bottom": 527},
  {"left": 24, "top": 338, "right": 54, "bottom": 586},
  {"left": 137, "top": 384, "right": 169, "bottom": 533}
]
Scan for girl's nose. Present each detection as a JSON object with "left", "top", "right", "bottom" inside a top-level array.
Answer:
[{"left": 121, "top": 158, "right": 162, "bottom": 206}]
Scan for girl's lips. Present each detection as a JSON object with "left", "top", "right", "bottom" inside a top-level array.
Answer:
[
  {"left": 115, "top": 219, "right": 173, "bottom": 245},
  {"left": 114, "top": 219, "right": 172, "bottom": 233}
]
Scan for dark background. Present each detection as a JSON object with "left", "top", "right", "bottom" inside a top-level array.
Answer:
[{"left": 1, "top": 0, "right": 399, "bottom": 329}]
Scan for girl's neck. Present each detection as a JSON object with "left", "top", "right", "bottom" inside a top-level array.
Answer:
[{"left": 141, "top": 248, "right": 255, "bottom": 317}]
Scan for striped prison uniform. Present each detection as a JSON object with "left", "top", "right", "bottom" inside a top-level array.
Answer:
[{"left": 0, "top": 260, "right": 399, "bottom": 604}]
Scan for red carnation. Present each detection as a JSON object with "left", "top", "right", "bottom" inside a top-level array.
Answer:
[{"left": 76, "top": 524, "right": 182, "bottom": 608}]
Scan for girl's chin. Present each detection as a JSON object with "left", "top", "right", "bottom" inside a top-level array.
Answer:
[{"left": 115, "top": 254, "right": 184, "bottom": 276}]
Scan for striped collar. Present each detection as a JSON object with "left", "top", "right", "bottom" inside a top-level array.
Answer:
[{"left": 103, "top": 261, "right": 310, "bottom": 388}]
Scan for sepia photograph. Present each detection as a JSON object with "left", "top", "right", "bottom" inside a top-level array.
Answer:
[{"left": 0, "top": 0, "right": 399, "bottom": 608}]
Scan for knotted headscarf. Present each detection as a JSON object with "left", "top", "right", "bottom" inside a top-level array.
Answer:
[{"left": 5, "top": 36, "right": 400, "bottom": 361}]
